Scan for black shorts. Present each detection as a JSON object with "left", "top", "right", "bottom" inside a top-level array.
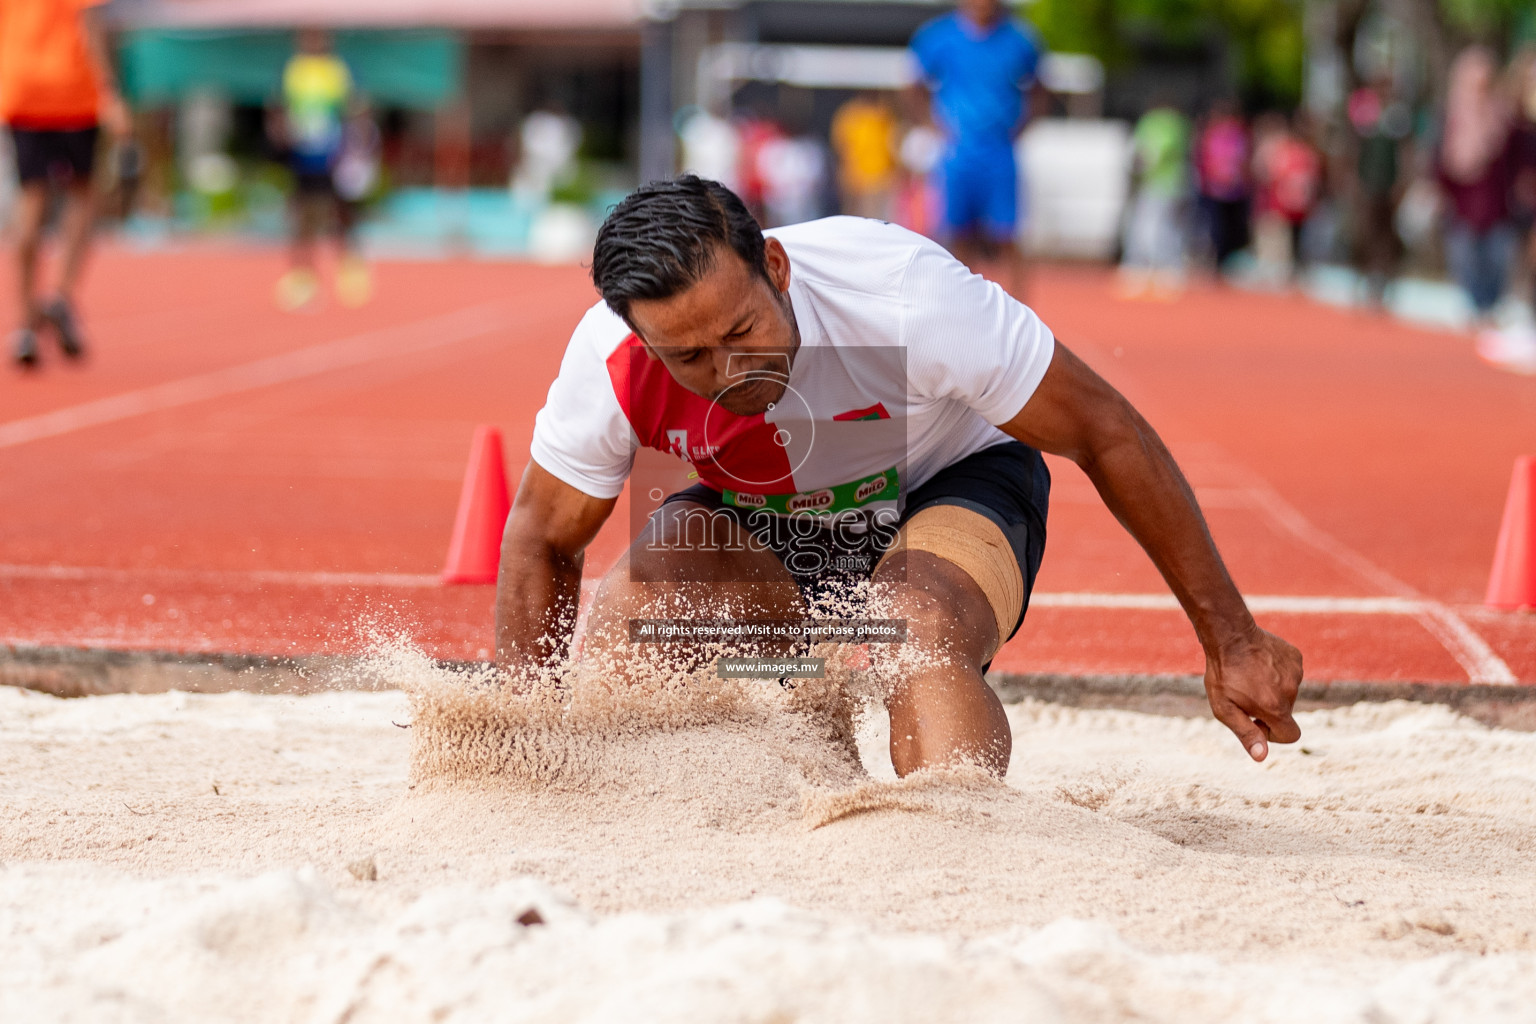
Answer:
[
  {"left": 9, "top": 126, "right": 99, "bottom": 185},
  {"left": 660, "top": 440, "right": 1050, "bottom": 643},
  {"left": 293, "top": 169, "right": 337, "bottom": 197}
]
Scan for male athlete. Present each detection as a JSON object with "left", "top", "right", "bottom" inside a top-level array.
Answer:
[{"left": 495, "top": 176, "right": 1302, "bottom": 776}]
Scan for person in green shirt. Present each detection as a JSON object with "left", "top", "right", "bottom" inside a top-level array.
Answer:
[
  {"left": 271, "top": 28, "right": 372, "bottom": 310},
  {"left": 1119, "top": 101, "right": 1192, "bottom": 298}
]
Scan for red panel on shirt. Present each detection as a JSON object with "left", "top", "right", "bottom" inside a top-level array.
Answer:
[{"left": 605, "top": 335, "right": 795, "bottom": 495}]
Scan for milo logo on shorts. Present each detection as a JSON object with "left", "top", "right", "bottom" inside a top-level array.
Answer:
[
  {"left": 788, "top": 489, "right": 835, "bottom": 512},
  {"left": 723, "top": 467, "right": 900, "bottom": 517},
  {"left": 855, "top": 475, "right": 889, "bottom": 503}
]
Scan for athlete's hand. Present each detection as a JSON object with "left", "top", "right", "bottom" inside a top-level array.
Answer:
[
  {"left": 99, "top": 93, "right": 132, "bottom": 141},
  {"left": 1204, "top": 626, "right": 1303, "bottom": 762}
]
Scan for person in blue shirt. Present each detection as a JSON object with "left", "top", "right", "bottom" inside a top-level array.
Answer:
[{"left": 909, "top": 0, "right": 1043, "bottom": 297}]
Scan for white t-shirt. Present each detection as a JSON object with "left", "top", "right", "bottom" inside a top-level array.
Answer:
[{"left": 530, "top": 216, "right": 1055, "bottom": 522}]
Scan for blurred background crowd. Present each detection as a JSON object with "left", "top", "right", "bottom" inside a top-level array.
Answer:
[{"left": 5, "top": 0, "right": 1536, "bottom": 368}]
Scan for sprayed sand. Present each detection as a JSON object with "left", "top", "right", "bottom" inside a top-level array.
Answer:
[{"left": 3, "top": 650, "right": 1536, "bottom": 1021}]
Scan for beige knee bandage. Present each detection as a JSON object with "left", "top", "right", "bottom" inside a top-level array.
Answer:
[{"left": 877, "top": 504, "right": 1024, "bottom": 654}]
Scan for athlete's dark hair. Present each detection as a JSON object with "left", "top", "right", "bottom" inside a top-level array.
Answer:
[{"left": 591, "top": 175, "right": 768, "bottom": 324}]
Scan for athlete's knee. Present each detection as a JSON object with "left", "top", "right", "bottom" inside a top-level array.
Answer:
[{"left": 870, "top": 564, "right": 996, "bottom": 668}]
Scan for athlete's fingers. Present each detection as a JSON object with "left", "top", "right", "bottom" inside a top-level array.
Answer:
[
  {"left": 1244, "top": 668, "right": 1302, "bottom": 745},
  {"left": 1263, "top": 709, "right": 1302, "bottom": 745},
  {"left": 1209, "top": 695, "right": 1271, "bottom": 762}
]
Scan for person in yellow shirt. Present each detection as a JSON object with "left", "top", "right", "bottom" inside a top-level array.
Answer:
[
  {"left": 831, "top": 92, "right": 898, "bottom": 220},
  {"left": 272, "top": 28, "right": 372, "bottom": 309},
  {"left": 1, "top": 0, "right": 130, "bottom": 366}
]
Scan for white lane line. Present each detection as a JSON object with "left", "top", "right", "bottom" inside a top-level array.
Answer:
[
  {"left": 0, "top": 632, "right": 224, "bottom": 652},
  {"left": 1027, "top": 475, "right": 1515, "bottom": 680},
  {"left": 0, "top": 564, "right": 441, "bottom": 588},
  {"left": 0, "top": 302, "right": 509, "bottom": 451},
  {"left": 243, "top": 569, "right": 441, "bottom": 588},
  {"left": 1231, "top": 470, "right": 1515, "bottom": 684},
  {"left": 1031, "top": 592, "right": 1428, "bottom": 615},
  {"left": 0, "top": 561, "right": 1476, "bottom": 620}
]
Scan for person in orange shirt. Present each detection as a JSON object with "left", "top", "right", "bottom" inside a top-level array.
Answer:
[{"left": 1, "top": 0, "right": 129, "bottom": 367}]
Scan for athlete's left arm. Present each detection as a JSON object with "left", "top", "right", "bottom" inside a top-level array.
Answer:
[{"left": 998, "top": 340, "right": 1303, "bottom": 762}]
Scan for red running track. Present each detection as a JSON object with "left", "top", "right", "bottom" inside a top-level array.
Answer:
[{"left": 1, "top": 244, "right": 1533, "bottom": 683}]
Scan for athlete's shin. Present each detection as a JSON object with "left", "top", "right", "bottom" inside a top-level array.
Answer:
[
  {"left": 869, "top": 552, "right": 1010, "bottom": 776},
  {"left": 885, "top": 660, "right": 1011, "bottom": 777}
]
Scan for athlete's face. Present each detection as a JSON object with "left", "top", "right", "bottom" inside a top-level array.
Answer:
[
  {"left": 958, "top": 0, "right": 1003, "bottom": 28},
  {"left": 627, "top": 238, "right": 800, "bottom": 417}
]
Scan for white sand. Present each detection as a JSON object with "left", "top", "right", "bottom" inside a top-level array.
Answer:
[{"left": 3, "top": 656, "right": 1536, "bottom": 1022}]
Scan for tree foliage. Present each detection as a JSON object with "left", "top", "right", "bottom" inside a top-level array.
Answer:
[
  {"left": 1026, "top": 0, "right": 1531, "bottom": 109},
  {"left": 1437, "top": 0, "right": 1529, "bottom": 42},
  {"left": 1025, "top": 0, "right": 1306, "bottom": 105}
]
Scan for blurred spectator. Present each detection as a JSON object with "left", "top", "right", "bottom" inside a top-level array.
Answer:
[
  {"left": 908, "top": 0, "right": 1044, "bottom": 297},
  {"left": 1118, "top": 99, "right": 1190, "bottom": 297},
  {"left": 1251, "top": 111, "right": 1322, "bottom": 285},
  {"left": 1436, "top": 46, "right": 1516, "bottom": 327},
  {"left": 1511, "top": 49, "right": 1536, "bottom": 292},
  {"left": 512, "top": 107, "right": 581, "bottom": 204},
  {"left": 831, "top": 92, "right": 898, "bottom": 220},
  {"left": 735, "top": 112, "right": 783, "bottom": 226},
  {"left": 1348, "top": 76, "right": 1412, "bottom": 307},
  {"left": 3, "top": 0, "right": 129, "bottom": 366},
  {"left": 273, "top": 29, "right": 371, "bottom": 310},
  {"left": 895, "top": 122, "right": 943, "bottom": 235},
  {"left": 678, "top": 107, "right": 740, "bottom": 193},
  {"left": 1194, "top": 99, "right": 1251, "bottom": 275},
  {"left": 1479, "top": 47, "right": 1536, "bottom": 373},
  {"left": 757, "top": 132, "right": 826, "bottom": 227}
]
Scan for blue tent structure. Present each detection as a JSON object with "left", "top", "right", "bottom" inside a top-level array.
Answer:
[{"left": 120, "top": 29, "right": 462, "bottom": 109}]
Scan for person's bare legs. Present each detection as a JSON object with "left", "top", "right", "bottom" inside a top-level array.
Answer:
[
  {"left": 948, "top": 233, "right": 1029, "bottom": 303},
  {"left": 12, "top": 182, "right": 50, "bottom": 331},
  {"left": 872, "top": 548, "right": 1011, "bottom": 776},
  {"left": 54, "top": 179, "right": 97, "bottom": 305},
  {"left": 947, "top": 234, "right": 980, "bottom": 278},
  {"left": 277, "top": 192, "right": 323, "bottom": 309},
  {"left": 994, "top": 237, "right": 1028, "bottom": 303},
  {"left": 333, "top": 196, "right": 372, "bottom": 307},
  {"left": 9, "top": 182, "right": 50, "bottom": 364},
  {"left": 292, "top": 192, "right": 322, "bottom": 271}
]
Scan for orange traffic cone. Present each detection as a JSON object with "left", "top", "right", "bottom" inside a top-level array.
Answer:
[
  {"left": 1486, "top": 455, "right": 1536, "bottom": 610},
  {"left": 441, "top": 425, "right": 512, "bottom": 584}
]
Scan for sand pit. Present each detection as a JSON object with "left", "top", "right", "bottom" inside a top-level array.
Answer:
[{"left": 4, "top": 652, "right": 1536, "bottom": 1022}]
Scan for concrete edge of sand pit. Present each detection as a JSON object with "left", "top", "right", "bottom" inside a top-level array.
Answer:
[
  {"left": 2, "top": 644, "right": 1533, "bottom": 731},
  {"left": 987, "top": 672, "right": 1536, "bottom": 732},
  {"left": 0, "top": 644, "right": 371, "bottom": 698}
]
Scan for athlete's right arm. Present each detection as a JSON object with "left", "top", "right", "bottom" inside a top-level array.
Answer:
[{"left": 494, "top": 460, "right": 617, "bottom": 676}]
